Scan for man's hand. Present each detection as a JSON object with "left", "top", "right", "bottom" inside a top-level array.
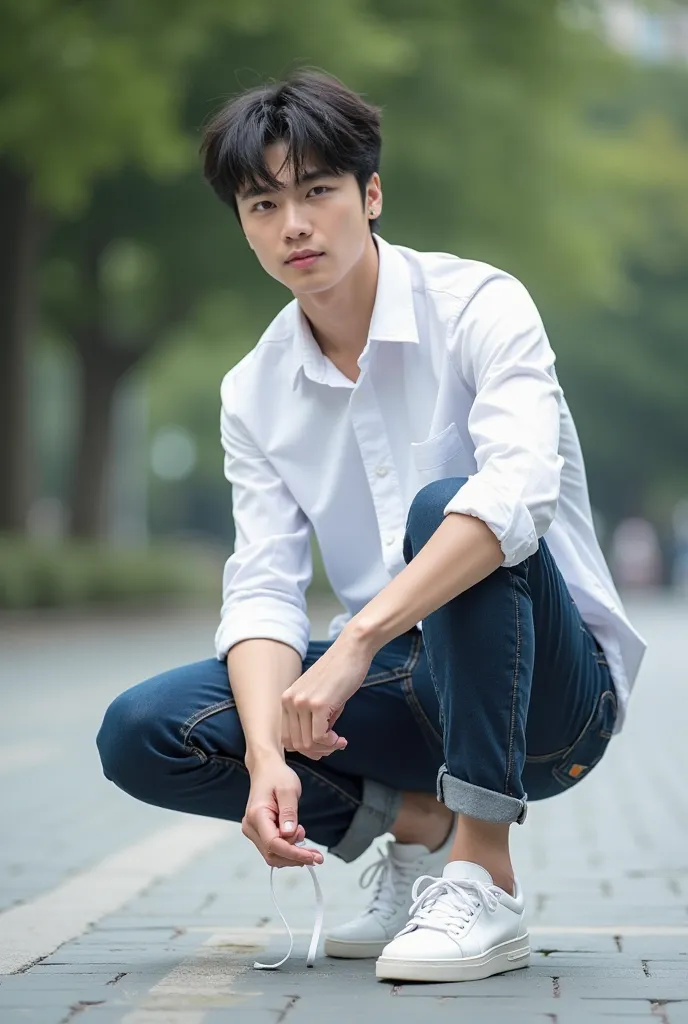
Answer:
[
  {"left": 243, "top": 757, "right": 323, "bottom": 868},
  {"left": 281, "top": 627, "right": 375, "bottom": 760}
]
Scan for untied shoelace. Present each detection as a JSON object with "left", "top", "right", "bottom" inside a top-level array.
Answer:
[
  {"left": 253, "top": 841, "right": 324, "bottom": 971},
  {"left": 358, "top": 840, "right": 427, "bottom": 917},
  {"left": 358, "top": 843, "right": 390, "bottom": 894}
]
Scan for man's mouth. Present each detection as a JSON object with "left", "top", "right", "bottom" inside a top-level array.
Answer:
[{"left": 286, "top": 251, "right": 324, "bottom": 268}]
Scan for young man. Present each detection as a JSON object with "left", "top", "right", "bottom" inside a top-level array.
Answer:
[{"left": 97, "top": 70, "right": 646, "bottom": 984}]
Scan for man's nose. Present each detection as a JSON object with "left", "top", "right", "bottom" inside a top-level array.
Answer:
[{"left": 282, "top": 203, "right": 312, "bottom": 240}]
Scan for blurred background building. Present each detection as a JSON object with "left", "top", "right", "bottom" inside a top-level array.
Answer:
[
  {"left": 1, "top": 0, "right": 687, "bottom": 611},
  {"left": 603, "top": 0, "right": 688, "bottom": 62}
]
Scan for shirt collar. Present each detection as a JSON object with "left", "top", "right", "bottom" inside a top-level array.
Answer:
[
  {"left": 288, "top": 234, "right": 419, "bottom": 388},
  {"left": 367, "top": 235, "right": 419, "bottom": 345}
]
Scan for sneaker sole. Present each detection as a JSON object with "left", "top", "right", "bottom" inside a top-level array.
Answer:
[
  {"left": 375, "top": 934, "right": 531, "bottom": 982},
  {"left": 324, "top": 937, "right": 388, "bottom": 959}
]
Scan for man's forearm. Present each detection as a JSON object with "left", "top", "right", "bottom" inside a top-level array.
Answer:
[
  {"left": 227, "top": 638, "right": 303, "bottom": 770},
  {"left": 349, "top": 512, "right": 504, "bottom": 652}
]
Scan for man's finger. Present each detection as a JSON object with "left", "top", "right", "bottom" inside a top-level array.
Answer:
[
  {"left": 266, "top": 854, "right": 307, "bottom": 869},
  {"left": 311, "top": 726, "right": 346, "bottom": 753},
  {"left": 266, "top": 835, "right": 323, "bottom": 865},
  {"left": 245, "top": 823, "right": 311, "bottom": 864},
  {"left": 296, "top": 705, "right": 314, "bottom": 755},
  {"left": 245, "top": 815, "right": 317, "bottom": 866},
  {"left": 311, "top": 706, "right": 335, "bottom": 748},
  {"left": 324, "top": 731, "right": 347, "bottom": 752},
  {"left": 299, "top": 739, "right": 344, "bottom": 760},
  {"left": 276, "top": 786, "right": 299, "bottom": 838},
  {"left": 249, "top": 805, "right": 281, "bottom": 849},
  {"left": 283, "top": 824, "right": 306, "bottom": 845},
  {"left": 283, "top": 701, "right": 305, "bottom": 755}
]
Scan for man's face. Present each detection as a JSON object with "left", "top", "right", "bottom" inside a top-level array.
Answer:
[{"left": 236, "top": 142, "right": 381, "bottom": 296}]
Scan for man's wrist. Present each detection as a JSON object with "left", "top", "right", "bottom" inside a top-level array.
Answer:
[
  {"left": 245, "top": 745, "right": 285, "bottom": 775},
  {"left": 342, "top": 613, "right": 388, "bottom": 656}
]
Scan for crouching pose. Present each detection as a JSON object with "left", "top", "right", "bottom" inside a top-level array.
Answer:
[{"left": 97, "top": 70, "right": 645, "bottom": 984}]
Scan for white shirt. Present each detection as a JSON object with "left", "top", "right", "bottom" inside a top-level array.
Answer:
[{"left": 215, "top": 235, "right": 646, "bottom": 733}]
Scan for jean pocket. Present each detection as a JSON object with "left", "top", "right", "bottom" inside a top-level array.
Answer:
[{"left": 551, "top": 688, "right": 618, "bottom": 791}]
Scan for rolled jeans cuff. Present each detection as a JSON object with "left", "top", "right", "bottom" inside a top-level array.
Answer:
[
  {"left": 437, "top": 764, "right": 528, "bottom": 825},
  {"left": 328, "top": 779, "right": 402, "bottom": 863}
]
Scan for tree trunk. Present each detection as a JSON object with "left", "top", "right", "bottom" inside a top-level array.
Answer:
[
  {"left": 69, "top": 350, "right": 121, "bottom": 539},
  {"left": 68, "top": 232, "right": 127, "bottom": 541},
  {"left": 0, "top": 161, "right": 40, "bottom": 532},
  {"left": 67, "top": 231, "right": 190, "bottom": 540}
]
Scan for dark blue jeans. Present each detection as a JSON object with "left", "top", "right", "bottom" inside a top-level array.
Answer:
[{"left": 97, "top": 479, "right": 617, "bottom": 863}]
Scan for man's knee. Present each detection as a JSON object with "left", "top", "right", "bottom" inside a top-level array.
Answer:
[
  {"left": 405, "top": 477, "right": 469, "bottom": 557},
  {"left": 96, "top": 683, "right": 172, "bottom": 799}
]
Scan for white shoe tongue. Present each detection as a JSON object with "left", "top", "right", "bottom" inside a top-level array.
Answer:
[{"left": 442, "top": 860, "right": 494, "bottom": 885}]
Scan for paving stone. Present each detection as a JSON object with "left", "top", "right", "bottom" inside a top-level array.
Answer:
[
  {"left": 391, "top": 971, "right": 555, "bottom": 998},
  {"left": 559, "top": 977, "right": 688, "bottom": 999},
  {"left": 553, "top": 1013, "right": 659, "bottom": 1023},
  {"left": 2, "top": 599, "right": 687, "bottom": 1021},
  {"left": 531, "top": 933, "right": 622, "bottom": 953},
  {"left": 0, "top": 983, "right": 108, "bottom": 1007},
  {"left": 0, "top": 974, "right": 116, "bottom": 992},
  {"left": 0, "top": 1010, "right": 82, "bottom": 1024}
]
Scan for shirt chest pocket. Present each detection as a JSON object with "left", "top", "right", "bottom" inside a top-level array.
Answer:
[{"left": 410, "top": 421, "right": 474, "bottom": 482}]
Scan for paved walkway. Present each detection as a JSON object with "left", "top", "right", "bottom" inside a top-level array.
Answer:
[{"left": 0, "top": 594, "right": 686, "bottom": 1023}]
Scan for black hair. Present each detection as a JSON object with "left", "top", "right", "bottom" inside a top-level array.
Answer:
[{"left": 200, "top": 69, "right": 382, "bottom": 231}]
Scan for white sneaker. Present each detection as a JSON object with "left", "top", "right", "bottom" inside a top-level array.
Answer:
[
  {"left": 323, "top": 825, "right": 456, "bottom": 960},
  {"left": 375, "top": 860, "right": 530, "bottom": 983}
]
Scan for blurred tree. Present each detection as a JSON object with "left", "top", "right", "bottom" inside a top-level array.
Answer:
[
  {"left": 0, "top": 0, "right": 263, "bottom": 532},
  {"left": 365, "top": 0, "right": 638, "bottom": 307},
  {"left": 38, "top": 0, "right": 407, "bottom": 537},
  {"left": 17, "top": 0, "right": 688, "bottom": 544},
  {"left": 137, "top": 0, "right": 663, "bottom": 536},
  {"left": 552, "top": 61, "right": 688, "bottom": 524}
]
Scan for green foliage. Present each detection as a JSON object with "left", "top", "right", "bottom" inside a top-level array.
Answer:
[
  {"left": 0, "top": 535, "right": 218, "bottom": 609},
  {"left": 551, "top": 60, "right": 688, "bottom": 523},
  {"left": 0, "top": 0, "right": 257, "bottom": 210},
  {"left": 3, "top": 0, "right": 687, "bottom": 554}
]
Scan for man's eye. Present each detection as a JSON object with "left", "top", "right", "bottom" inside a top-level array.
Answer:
[
  {"left": 308, "top": 186, "right": 331, "bottom": 197},
  {"left": 253, "top": 200, "right": 275, "bottom": 212}
]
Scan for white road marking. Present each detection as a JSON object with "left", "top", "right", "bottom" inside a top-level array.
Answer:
[
  {"left": 122, "top": 1013, "right": 204, "bottom": 1024},
  {"left": 188, "top": 926, "right": 312, "bottom": 938},
  {"left": 0, "top": 819, "right": 234, "bottom": 974},
  {"left": 120, "top": 935, "right": 260, "bottom": 1023}
]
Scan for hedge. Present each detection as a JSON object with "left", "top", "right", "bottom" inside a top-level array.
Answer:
[{"left": 0, "top": 536, "right": 219, "bottom": 609}]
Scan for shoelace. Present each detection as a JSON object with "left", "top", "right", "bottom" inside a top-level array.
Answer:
[
  {"left": 397, "top": 875, "right": 502, "bottom": 941},
  {"left": 253, "top": 842, "right": 324, "bottom": 971},
  {"left": 359, "top": 842, "right": 392, "bottom": 905},
  {"left": 359, "top": 841, "right": 430, "bottom": 920}
]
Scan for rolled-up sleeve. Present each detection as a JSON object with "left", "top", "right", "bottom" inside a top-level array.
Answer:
[
  {"left": 444, "top": 275, "right": 564, "bottom": 567},
  {"left": 214, "top": 372, "right": 312, "bottom": 661}
]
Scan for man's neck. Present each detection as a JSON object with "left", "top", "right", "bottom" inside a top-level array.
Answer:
[{"left": 296, "top": 235, "right": 379, "bottom": 380}]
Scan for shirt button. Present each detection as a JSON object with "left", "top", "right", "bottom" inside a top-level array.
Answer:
[
  {"left": 375, "top": 466, "right": 388, "bottom": 478},
  {"left": 384, "top": 534, "right": 395, "bottom": 546}
]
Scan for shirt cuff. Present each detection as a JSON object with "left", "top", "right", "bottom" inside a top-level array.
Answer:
[
  {"left": 214, "top": 598, "right": 310, "bottom": 661},
  {"left": 443, "top": 476, "right": 539, "bottom": 567}
]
